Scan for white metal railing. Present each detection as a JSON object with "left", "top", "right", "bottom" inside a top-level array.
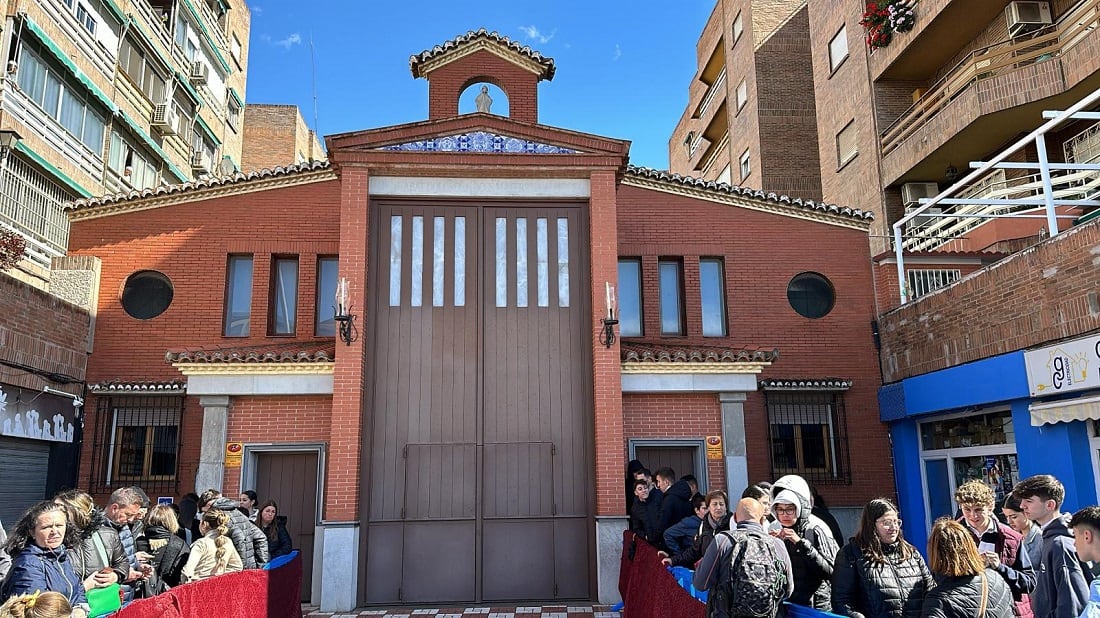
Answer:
[
  {"left": 907, "top": 268, "right": 961, "bottom": 299},
  {"left": 893, "top": 85, "right": 1100, "bottom": 304},
  {"left": 1065, "top": 121, "right": 1100, "bottom": 163},
  {"left": 698, "top": 68, "right": 726, "bottom": 118}
]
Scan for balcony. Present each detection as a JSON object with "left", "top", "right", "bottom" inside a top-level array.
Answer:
[
  {"left": 879, "top": 0, "right": 1100, "bottom": 184},
  {"left": 695, "top": 68, "right": 727, "bottom": 119}
]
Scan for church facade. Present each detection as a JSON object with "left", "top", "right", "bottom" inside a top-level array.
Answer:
[{"left": 66, "top": 30, "right": 891, "bottom": 610}]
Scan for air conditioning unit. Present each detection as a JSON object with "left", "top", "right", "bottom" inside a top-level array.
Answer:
[
  {"left": 189, "top": 61, "right": 208, "bottom": 85},
  {"left": 190, "top": 150, "right": 209, "bottom": 174},
  {"left": 901, "top": 181, "right": 940, "bottom": 206},
  {"left": 151, "top": 104, "right": 178, "bottom": 135},
  {"left": 1006, "top": 1, "right": 1052, "bottom": 37},
  {"left": 905, "top": 204, "right": 945, "bottom": 232}
]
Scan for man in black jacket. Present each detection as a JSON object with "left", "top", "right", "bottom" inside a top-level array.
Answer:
[
  {"left": 629, "top": 478, "right": 663, "bottom": 547},
  {"left": 655, "top": 467, "right": 695, "bottom": 544}
]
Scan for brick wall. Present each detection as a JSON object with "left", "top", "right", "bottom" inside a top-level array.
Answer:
[
  {"left": 221, "top": 395, "right": 333, "bottom": 494},
  {"left": 616, "top": 183, "right": 891, "bottom": 506},
  {"left": 878, "top": 220, "right": 1100, "bottom": 382},
  {"left": 0, "top": 272, "right": 90, "bottom": 391},
  {"left": 623, "top": 393, "right": 726, "bottom": 494},
  {"left": 425, "top": 50, "right": 541, "bottom": 123}
]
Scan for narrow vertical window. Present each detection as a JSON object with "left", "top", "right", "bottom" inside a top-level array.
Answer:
[
  {"left": 389, "top": 216, "right": 402, "bottom": 307},
  {"left": 223, "top": 255, "right": 252, "bottom": 336},
  {"left": 700, "top": 258, "right": 728, "bottom": 336},
  {"left": 495, "top": 218, "right": 507, "bottom": 307},
  {"left": 410, "top": 216, "right": 424, "bottom": 307},
  {"left": 315, "top": 257, "right": 338, "bottom": 336},
  {"left": 829, "top": 26, "right": 849, "bottom": 72},
  {"left": 618, "top": 259, "right": 642, "bottom": 337},
  {"left": 454, "top": 217, "right": 466, "bottom": 306},
  {"left": 733, "top": 11, "right": 743, "bottom": 44},
  {"left": 659, "top": 259, "right": 685, "bottom": 336},
  {"left": 536, "top": 218, "right": 549, "bottom": 307},
  {"left": 516, "top": 218, "right": 528, "bottom": 307},
  {"left": 557, "top": 218, "right": 570, "bottom": 307},
  {"left": 269, "top": 256, "right": 299, "bottom": 335},
  {"left": 433, "top": 217, "right": 445, "bottom": 307}
]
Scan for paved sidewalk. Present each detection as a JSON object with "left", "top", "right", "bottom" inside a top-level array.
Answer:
[{"left": 304, "top": 605, "right": 622, "bottom": 618}]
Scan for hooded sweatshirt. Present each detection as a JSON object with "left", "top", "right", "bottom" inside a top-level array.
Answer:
[{"left": 771, "top": 474, "right": 841, "bottom": 610}]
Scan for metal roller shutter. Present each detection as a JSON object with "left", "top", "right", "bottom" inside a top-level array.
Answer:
[{"left": 0, "top": 437, "right": 50, "bottom": 526}]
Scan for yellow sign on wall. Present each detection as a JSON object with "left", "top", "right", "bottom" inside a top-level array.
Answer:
[
  {"left": 705, "top": 436, "right": 723, "bottom": 460},
  {"left": 225, "top": 442, "right": 243, "bottom": 468}
]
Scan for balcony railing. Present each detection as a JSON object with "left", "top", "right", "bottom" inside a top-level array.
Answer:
[
  {"left": 696, "top": 68, "right": 727, "bottom": 118},
  {"left": 880, "top": 0, "right": 1100, "bottom": 155}
]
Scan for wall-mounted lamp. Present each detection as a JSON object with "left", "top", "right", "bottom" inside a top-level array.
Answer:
[
  {"left": 599, "top": 282, "right": 619, "bottom": 348},
  {"left": 0, "top": 129, "right": 22, "bottom": 163},
  {"left": 333, "top": 277, "right": 357, "bottom": 346},
  {"left": 944, "top": 163, "right": 959, "bottom": 182}
]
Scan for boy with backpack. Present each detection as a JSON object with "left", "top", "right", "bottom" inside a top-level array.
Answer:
[{"left": 694, "top": 497, "right": 794, "bottom": 618}]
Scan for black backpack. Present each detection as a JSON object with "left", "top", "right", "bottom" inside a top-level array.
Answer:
[{"left": 710, "top": 529, "right": 787, "bottom": 618}]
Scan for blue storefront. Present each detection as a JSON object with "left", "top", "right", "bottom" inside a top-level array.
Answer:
[{"left": 879, "top": 332, "right": 1100, "bottom": 545}]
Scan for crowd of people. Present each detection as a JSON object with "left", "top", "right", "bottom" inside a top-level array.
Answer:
[
  {"left": 626, "top": 463, "right": 1098, "bottom": 618},
  {"left": 0, "top": 486, "right": 295, "bottom": 618}
]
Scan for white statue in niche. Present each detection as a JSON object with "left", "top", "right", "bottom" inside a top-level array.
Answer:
[
  {"left": 13, "top": 413, "right": 23, "bottom": 436},
  {"left": 42, "top": 419, "right": 52, "bottom": 439},
  {"left": 475, "top": 85, "right": 493, "bottom": 113},
  {"left": 25, "top": 409, "right": 40, "bottom": 438}
]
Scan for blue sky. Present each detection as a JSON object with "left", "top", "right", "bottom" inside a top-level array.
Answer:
[{"left": 243, "top": 2, "right": 715, "bottom": 170}]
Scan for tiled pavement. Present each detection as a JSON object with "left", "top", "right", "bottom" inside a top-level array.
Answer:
[{"left": 304, "top": 605, "right": 622, "bottom": 618}]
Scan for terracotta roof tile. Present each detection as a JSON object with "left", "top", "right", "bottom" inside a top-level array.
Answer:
[
  {"left": 624, "top": 165, "right": 874, "bottom": 223},
  {"left": 65, "top": 160, "right": 333, "bottom": 212},
  {"left": 88, "top": 380, "right": 186, "bottom": 394},
  {"left": 165, "top": 341, "right": 336, "bottom": 364},
  {"left": 621, "top": 341, "right": 778, "bottom": 364},
  {"left": 410, "top": 28, "right": 556, "bottom": 80},
  {"left": 759, "top": 378, "right": 853, "bottom": 390}
]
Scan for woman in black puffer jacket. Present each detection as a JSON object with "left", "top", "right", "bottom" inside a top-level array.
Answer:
[
  {"left": 832, "top": 498, "right": 934, "bottom": 618},
  {"left": 659, "top": 490, "right": 730, "bottom": 568},
  {"left": 921, "top": 518, "right": 1014, "bottom": 618}
]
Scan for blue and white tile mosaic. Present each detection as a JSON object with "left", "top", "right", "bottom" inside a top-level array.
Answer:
[{"left": 379, "top": 131, "right": 580, "bottom": 154}]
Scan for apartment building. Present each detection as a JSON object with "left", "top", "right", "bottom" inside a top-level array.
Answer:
[
  {"left": 242, "top": 103, "right": 326, "bottom": 171},
  {"left": 0, "top": 0, "right": 249, "bottom": 522},
  {"left": 668, "top": 0, "right": 823, "bottom": 201},
  {"left": 0, "top": 0, "right": 250, "bottom": 281}
]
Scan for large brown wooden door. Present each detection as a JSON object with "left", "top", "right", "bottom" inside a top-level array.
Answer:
[
  {"left": 253, "top": 451, "right": 319, "bottom": 602},
  {"left": 363, "top": 200, "right": 592, "bottom": 604}
]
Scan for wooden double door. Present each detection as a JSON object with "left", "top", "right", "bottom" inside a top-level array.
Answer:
[{"left": 363, "top": 200, "right": 594, "bottom": 604}]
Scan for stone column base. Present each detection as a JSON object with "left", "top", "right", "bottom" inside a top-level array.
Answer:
[
  {"left": 318, "top": 521, "right": 359, "bottom": 612},
  {"left": 595, "top": 516, "right": 628, "bottom": 605}
]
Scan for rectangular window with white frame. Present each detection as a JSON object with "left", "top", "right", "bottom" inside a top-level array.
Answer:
[
  {"left": 836, "top": 119, "right": 858, "bottom": 168},
  {"left": 739, "top": 149, "right": 751, "bottom": 181},
  {"left": 733, "top": 12, "right": 743, "bottom": 45},
  {"left": 736, "top": 79, "right": 748, "bottom": 111},
  {"left": 829, "top": 26, "right": 849, "bottom": 72},
  {"left": 765, "top": 388, "right": 851, "bottom": 485}
]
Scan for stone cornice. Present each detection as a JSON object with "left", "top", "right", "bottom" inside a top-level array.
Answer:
[
  {"left": 171, "top": 362, "right": 335, "bottom": 376},
  {"left": 415, "top": 39, "right": 549, "bottom": 79}
]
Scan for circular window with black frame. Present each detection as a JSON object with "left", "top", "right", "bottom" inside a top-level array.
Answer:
[
  {"left": 786, "top": 272, "right": 835, "bottom": 319},
  {"left": 121, "top": 270, "right": 174, "bottom": 319}
]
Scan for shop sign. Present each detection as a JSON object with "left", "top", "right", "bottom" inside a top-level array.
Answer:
[
  {"left": 1025, "top": 333, "right": 1100, "bottom": 397},
  {"left": 705, "top": 435, "right": 723, "bottom": 460},
  {"left": 0, "top": 384, "right": 77, "bottom": 443}
]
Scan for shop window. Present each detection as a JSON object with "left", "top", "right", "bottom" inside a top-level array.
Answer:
[
  {"left": 658, "top": 258, "right": 685, "bottom": 336},
  {"left": 224, "top": 255, "right": 253, "bottom": 336},
  {"left": 268, "top": 256, "right": 299, "bottom": 335},
  {"left": 121, "top": 270, "right": 173, "bottom": 319},
  {"left": 765, "top": 390, "right": 851, "bottom": 485},
  {"left": 90, "top": 395, "right": 184, "bottom": 496},
  {"left": 700, "top": 258, "right": 727, "bottom": 336},
  {"left": 618, "top": 258, "right": 643, "bottom": 337},
  {"left": 316, "top": 257, "right": 338, "bottom": 337},
  {"left": 920, "top": 409, "right": 1019, "bottom": 523}
]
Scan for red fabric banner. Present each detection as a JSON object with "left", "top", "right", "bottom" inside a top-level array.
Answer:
[{"left": 619, "top": 531, "right": 705, "bottom": 618}]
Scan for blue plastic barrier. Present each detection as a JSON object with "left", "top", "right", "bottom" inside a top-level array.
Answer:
[
  {"left": 668, "top": 566, "right": 708, "bottom": 603},
  {"left": 784, "top": 601, "right": 847, "bottom": 618},
  {"left": 262, "top": 549, "right": 299, "bottom": 570}
]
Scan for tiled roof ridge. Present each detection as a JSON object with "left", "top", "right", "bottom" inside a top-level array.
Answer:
[
  {"left": 165, "top": 340, "right": 336, "bottom": 364},
  {"left": 621, "top": 341, "right": 779, "bottom": 364},
  {"left": 410, "top": 28, "right": 556, "bottom": 80},
  {"left": 759, "top": 378, "right": 853, "bottom": 390},
  {"left": 88, "top": 380, "right": 186, "bottom": 393},
  {"left": 65, "top": 160, "right": 332, "bottom": 211},
  {"left": 624, "top": 165, "right": 874, "bottom": 222}
]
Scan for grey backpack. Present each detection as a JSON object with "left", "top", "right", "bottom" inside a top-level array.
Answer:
[{"left": 713, "top": 529, "right": 787, "bottom": 618}]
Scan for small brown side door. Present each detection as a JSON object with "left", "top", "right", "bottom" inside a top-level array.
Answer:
[{"left": 253, "top": 451, "right": 319, "bottom": 602}]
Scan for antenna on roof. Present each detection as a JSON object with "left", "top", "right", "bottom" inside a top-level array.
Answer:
[{"left": 310, "top": 30, "right": 320, "bottom": 139}]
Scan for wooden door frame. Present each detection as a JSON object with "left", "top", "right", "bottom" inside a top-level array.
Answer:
[{"left": 240, "top": 442, "right": 327, "bottom": 526}]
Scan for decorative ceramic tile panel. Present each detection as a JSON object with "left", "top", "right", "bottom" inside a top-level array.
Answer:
[{"left": 379, "top": 131, "right": 579, "bottom": 154}]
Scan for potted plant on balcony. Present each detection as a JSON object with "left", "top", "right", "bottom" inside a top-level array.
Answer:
[
  {"left": 0, "top": 228, "right": 26, "bottom": 270},
  {"left": 860, "top": 1, "right": 917, "bottom": 49},
  {"left": 887, "top": 1, "right": 916, "bottom": 33}
]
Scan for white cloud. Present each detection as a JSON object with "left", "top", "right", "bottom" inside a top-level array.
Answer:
[
  {"left": 518, "top": 25, "right": 555, "bottom": 44},
  {"left": 612, "top": 44, "right": 622, "bottom": 61},
  {"left": 250, "top": 4, "right": 263, "bottom": 15},
  {"left": 275, "top": 33, "right": 302, "bottom": 49}
]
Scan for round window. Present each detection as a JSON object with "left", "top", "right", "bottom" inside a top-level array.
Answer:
[
  {"left": 786, "top": 272, "right": 835, "bottom": 319},
  {"left": 121, "top": 270, "right": 174, "bottom": 319}
]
